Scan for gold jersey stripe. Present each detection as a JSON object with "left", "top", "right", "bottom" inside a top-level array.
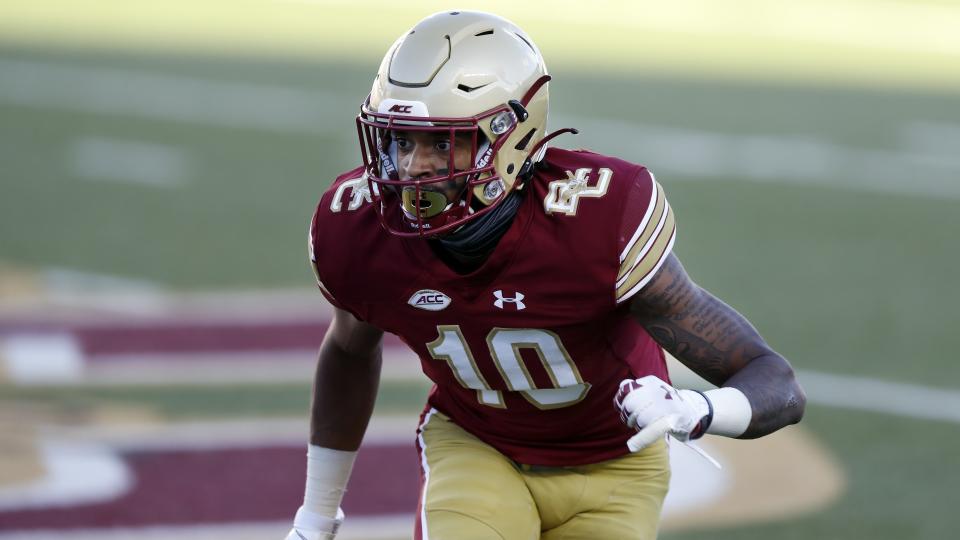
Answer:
[
  {"left": 615, "top": 205, "right": 676, "bottom": 302},
  {"left": 618, "top": 178, "right": 659, "bottom": 262},
  {"left": 615, "top": 224, "right": 675, "bottom": 303},
  {"left": 617, "top": 182, "right": 666, "bottom": 282}
]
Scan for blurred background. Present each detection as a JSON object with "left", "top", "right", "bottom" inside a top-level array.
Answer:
[{"left": 1, "top": 0, "right": 959, "bottom": 538}]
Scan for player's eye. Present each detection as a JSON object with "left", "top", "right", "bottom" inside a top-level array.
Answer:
[
  {"left": 436, "top": 140, "right": 451, "bottom": 152},
  {"left": 395, "top": 137, "right": 411, "bottom": 151}
]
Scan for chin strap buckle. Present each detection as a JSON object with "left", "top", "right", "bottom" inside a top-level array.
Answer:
[{"left": 508, "top": 99, "right": 529, "bottom": 122}]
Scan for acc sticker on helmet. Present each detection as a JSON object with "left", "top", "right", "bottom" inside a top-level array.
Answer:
[
  {"left": 408, "top": 289, "right": 452, "bottom": 311},
  {"left": 378, "top": 99, "right": 430, "bottom": 117}
]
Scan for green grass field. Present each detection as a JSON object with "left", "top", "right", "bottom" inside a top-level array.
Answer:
[{"left": 2, "top": 1, "right": 959, "bottom": 538}]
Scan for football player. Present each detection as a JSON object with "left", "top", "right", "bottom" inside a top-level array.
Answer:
[{"left": 286, "top": 10, "right": 806, "bottom": 540}]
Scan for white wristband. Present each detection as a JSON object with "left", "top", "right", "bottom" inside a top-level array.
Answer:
[
  {"left": 703, "top": 387, "right": 752, "bottom": 437},
  {"left": 303, "top": 445, "right": 357, "bottom": 518},
  {"left": 292, "top": 505, "right": 345, "bottom": 538}
]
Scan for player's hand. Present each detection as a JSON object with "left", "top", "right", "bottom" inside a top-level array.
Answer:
[
  {"left": 284, "top": 506, "right": 344, "bottom": 540},
  {"left": 614, "top": 375, "right": 711, "bottom": 452}
]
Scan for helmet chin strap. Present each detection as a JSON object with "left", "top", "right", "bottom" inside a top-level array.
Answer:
[
  {"left": 516, "top": 127, "right": 579, "bottom": 182},
  {"left": 432, "top": 188, "right": 526, "bottom": 271}
]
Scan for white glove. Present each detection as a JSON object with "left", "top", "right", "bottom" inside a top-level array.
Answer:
[
  {"left": 284, "top": 506, "right": 344, "bottom": 540},
  {"left": 614, "top": 375, "right": 712, "bottom": 452}
]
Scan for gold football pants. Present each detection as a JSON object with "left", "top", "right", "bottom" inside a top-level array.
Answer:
[{"left": 415, "top": 410, "right": 670, "bottom": 540}]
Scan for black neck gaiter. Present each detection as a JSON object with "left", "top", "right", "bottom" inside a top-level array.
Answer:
[{"left": 430, "top": 189, "right": 526, "bottom": 273}]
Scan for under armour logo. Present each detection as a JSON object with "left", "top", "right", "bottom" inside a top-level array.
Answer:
[{"left": 493, "top": 290, "right": 526, "bottom": 310}]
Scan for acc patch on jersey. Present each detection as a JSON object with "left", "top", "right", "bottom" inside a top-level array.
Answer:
[{"left": 408, "top": 289, "right": 452, "bottom": 311}]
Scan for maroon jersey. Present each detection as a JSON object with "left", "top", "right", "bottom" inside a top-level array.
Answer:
[{"left": 310, "top": 148, "right": 677, "bottom": 466}]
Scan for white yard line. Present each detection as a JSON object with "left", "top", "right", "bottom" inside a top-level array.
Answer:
[
  {"left": 43, "top": 415, "right": 420, "bottom": 449},
  {"left": 0, "top": 440, "right": 132, "bottom": 511},
  {"left": 0, "top": 59, "right": 336, "bottom": 134},
  {"left": 1, "top": 59, "right": 959, "bottom": 199},
  {"left": 0, "top": 518, "right": 412, "bottom": 540},
  {"left": 671, "top": 358, "right": 960, "bottom": 425},
  {"left": 0, "top": 334, "right": 84, "bottom": 385},
  {"left": 799, "top": 370, "right": 960, "bottom": 424},
  {"left": 80, "top": 347, "right": 421, "bottom": 386},
  {"left": 558, "top": 114, "right": 960, "bottom": 199},
  {"left": 41, "top": 267, "right": 166, "bottom": 295},
  {"left": 671, "top": 355, "right": 960, "bottom": 424},
  {"left": 0, "top": 283, "right": 331, "bottom": 320},
  {"left": 903, "top": 120, "right": 960, "bottom": 155},
  {"left": 70, "top": 136, "right": 189, "bottom": 187}
]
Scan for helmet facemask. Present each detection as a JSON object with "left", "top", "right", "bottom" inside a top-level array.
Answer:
[
  {"left": 355, "top": 10, "right": 558, "bottom": 238},
  {"left": 357, "top": 102, "right": 521, "bottom": 237}
]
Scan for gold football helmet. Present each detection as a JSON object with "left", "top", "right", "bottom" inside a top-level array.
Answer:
[{"left": 357, "top": 10, "right": 569, "bottom": 236}]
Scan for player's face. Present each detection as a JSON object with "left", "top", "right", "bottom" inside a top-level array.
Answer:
[{"left": 394, "top": 130, "right": 475, "bottom": 199}]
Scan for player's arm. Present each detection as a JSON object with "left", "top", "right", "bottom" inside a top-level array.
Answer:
[
  {"left": 286, "top": 306, "right": 384, "bottom": 540},
  {"left": 624, "top": 253, "right": 805, "bottom": 441},
  {"left": 311, "top": 306, "right": 384, "bottom": 448}
]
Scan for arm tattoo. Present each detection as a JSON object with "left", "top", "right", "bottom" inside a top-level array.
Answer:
[
  {"left": 630, "top": 254, "right": 806, "bottom": 437},
  {"left": 630, "top": 255, "right": 764, "bottom": 385}
]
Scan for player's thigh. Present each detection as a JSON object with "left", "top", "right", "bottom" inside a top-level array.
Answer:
[
  {"left": 416, "top": 410, "right": 539, "bottom": 540},
  {"left": 540, "top": 440, "right": 670, "bottom": 540}
]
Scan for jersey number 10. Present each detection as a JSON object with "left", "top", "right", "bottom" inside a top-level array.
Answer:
[{"left": 427, "top": 325, "right": 591, "bottom": 410}]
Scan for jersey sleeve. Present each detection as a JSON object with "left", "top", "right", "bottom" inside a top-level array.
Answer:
[{"left": 614, "top": 169, "right": 676, "bottom": 303}]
